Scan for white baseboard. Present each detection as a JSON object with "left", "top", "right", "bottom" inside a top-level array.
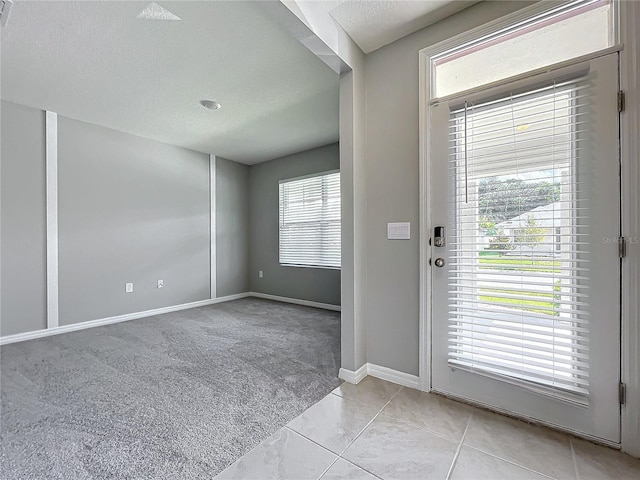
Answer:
[
  {"left": 367, "top": 363, "right": 421, "bottom": 389},
  {"left": 339, "top": 364, "right": 368, "bottom": 384},
  {"left": 249, "top": 292, "right": 341, "bottom": 312},
  {"left": 339, "top": 363, "right": 421, "bottom": 389},
  {"left": 0, "top": 293, "right": 250, "bottom": 346},
  {"left": 0, "top": 291, "right": 338, "bottom": 346}
]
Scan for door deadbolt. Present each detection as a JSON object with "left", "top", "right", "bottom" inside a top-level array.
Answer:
[
  {"left": 434, "top": 258, "right": 446, "bottom": 268},
  {"left": 434, "top": 226, "right": 445, "bottom": 247}
]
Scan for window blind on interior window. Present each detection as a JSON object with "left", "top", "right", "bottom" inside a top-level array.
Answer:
[
  {"left": 446, "top": 77, "right": 592, "bottom": 402},
  {"left": 279, "top": 171, "right": 341, "bottom": 269}
]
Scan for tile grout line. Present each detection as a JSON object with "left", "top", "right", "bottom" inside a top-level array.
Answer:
[
  {"left": 284, "top": 425, "right": 338, "bottom": 457},
  {"left": 336, "top": 386, "right": 405, "bottom": 457},
  {"left": 314, "top": 455, "right": 384, "bottom": 480},
  {"left": 282, "top": 426, "right": 341, "bottom": 480},
  {"left": 461, "top": 442, "right": 556, "bottom": 479},
  {"left": 215, "top": 425, "right": 284, "bottom": 475},
  {"left": 570, "top": 440, "right": 581, "bottom": 480},
  {"left": 332, "top": 386, "right": 406, "bottom": 478},
  {"left": 298, "top": 384, "right": 404, "bottom": 480},
  {"left": 314, "top": 456, "right": 340, "bottom": 480},
  {"left": 380, "top": 408, "right": 470, "bottom": 444},
  {"left": 445, "top": 412, "right": 472, "bottom": 480},
  {"left": 330, "top": 390, "right": 376, "bottom": 410},
  {"left": 340, "top": 457, "right": 385, "bottom": 480},
  {"left": 312, "top": 386, "right": 405, "bottom": 480}
]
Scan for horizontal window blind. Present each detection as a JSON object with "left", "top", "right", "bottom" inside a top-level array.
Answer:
[
  {"left": 279, "top": 171, "right": 341, "bottom": 269},
  {"left": 447, "top": 77, "right": 592, "bottom": 401}
]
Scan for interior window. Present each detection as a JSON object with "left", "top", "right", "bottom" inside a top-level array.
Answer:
[{"left": 279, "top": 171, "right": 341, "bottom": 269}]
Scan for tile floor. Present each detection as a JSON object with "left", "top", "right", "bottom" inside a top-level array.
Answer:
[{"left": 216, "top": 377, "right": 640, "bottom": 480}]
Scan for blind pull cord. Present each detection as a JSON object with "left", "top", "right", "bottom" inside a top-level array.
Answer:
[{"left": 464, "top": 100, "right": 469, "bottom": 204}]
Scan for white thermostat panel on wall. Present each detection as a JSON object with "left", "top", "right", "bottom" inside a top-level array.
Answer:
[{"left": 387, "top": 222, "right": 410, "bottom": 240}]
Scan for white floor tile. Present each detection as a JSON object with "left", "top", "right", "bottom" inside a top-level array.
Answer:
[
  {"left": 332, "top": 377, "right": 402, "bottom": 410},
  {"left": 382, "top": 388, "right": 473, "bottom": 442},
  {"left": 464, "top": 410, "right": 575, "bottom": 479},
  {"left": 450, "top": 445, "right": 549, "bottom": 480},
  {"left": 572, "top": 438, "right": 640, "bottom": 480},
  {"left": 342, "top": 414, "right": 458, "bottom": 480},
  {"left": 215, "top": 427, "right": 336, "bottom": 480},
  {"left": 288, "top": 393, "right": 379, "bottom": 454},
  {"left": 320, "top": 458, "right": 379, "bottom": 480}
]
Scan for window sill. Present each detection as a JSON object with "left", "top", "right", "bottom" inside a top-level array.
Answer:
[{"left": 280, "top": 263, "right": 341, "bottom": 271}]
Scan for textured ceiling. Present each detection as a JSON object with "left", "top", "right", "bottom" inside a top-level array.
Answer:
[
  {"left": 1, "top": 1, "right": 339, "bottom": 164},
  {"left": 327, "top": 0, "right": 479, "bottom": 54}
]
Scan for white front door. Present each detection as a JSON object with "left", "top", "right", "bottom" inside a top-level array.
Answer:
[{"left": 429, "top": 53, "right": 621, "bottom": 443}]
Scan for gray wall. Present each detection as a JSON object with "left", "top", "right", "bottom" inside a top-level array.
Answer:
[
  {"left": 216, "top": 157, "right": 250, "bottom": 297},
  {"left": 362, "top": 1, "right": 532, "bottom": 375},
  {"left": 249, "top": 143, "right": 341, "bottom": 305},
  {"left": 0, "top": 101, "right": 47, "bottom": 336},
  {"left": 57, "top": 117, "right": 211, "bottom": 325}
]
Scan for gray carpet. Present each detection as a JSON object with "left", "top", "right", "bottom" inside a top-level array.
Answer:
[{"left": 0, "top": 298, "right": 341, "bottom": 479}]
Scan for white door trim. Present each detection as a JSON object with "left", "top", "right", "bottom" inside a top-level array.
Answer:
[
  {"left": 45, "top": 111, "right": 59, "bottom": 329},
  {"left": 209, "top": 154, "right": 217, "bottom": 300},
  {"left": 618, "top": 0, "right": 640, "bottom": 458},
  {"left": 417, "top": 0, "right": 574, "bottom": 395},
  {"left": 418, "top": 49, "right": 431, "bottom": 392}
]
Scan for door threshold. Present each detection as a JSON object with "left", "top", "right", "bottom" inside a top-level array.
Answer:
[{"left": 430, "top": 388, "right": 621, "bottom": 450}]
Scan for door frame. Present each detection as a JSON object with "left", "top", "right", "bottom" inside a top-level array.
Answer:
[{"left": 418, "top": 0, "right": 640, "bottom": 456}]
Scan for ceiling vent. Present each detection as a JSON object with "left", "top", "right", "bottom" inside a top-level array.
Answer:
[{"left": 137, "top": 2, "right": 181, "bottom": 21}]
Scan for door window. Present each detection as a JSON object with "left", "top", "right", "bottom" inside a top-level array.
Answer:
[{"left": 447, "top": 79, "right": 590, "bottom": 402}]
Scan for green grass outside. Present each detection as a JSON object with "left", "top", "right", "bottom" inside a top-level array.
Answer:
[
  {"left": 477, "top": 254, "right": 562, "bottom": 313},
  {"left": 479, "top": 250, "right": 502, "bottom": 257},
  {"left": 478, "top": 257, "right": 561, "bottom": 273},
  {"left": 479, "top": 288, "right": 559, "bottom": 315}
]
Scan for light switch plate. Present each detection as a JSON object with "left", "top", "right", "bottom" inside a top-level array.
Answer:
[
  {"left": 1, "top": 1, "right": 14, "bottom": 28},
  {"left": 388, "top": 222, "right": 410, "bottom": 240}
]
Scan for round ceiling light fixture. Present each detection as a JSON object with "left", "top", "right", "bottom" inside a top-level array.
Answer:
[{"left": 200, "top": 100, "right": 221, "bottom": 111}]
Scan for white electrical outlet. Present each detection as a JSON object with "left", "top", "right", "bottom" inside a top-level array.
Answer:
[
  {"left": 157, "top": 279, "right": 164, "bottom": 288},
  {"left": 125, "top": 283, "right": 134, "bottom": 293},
  {"left": 258, "top": 270, "right": 263, "bottom": 278}
]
